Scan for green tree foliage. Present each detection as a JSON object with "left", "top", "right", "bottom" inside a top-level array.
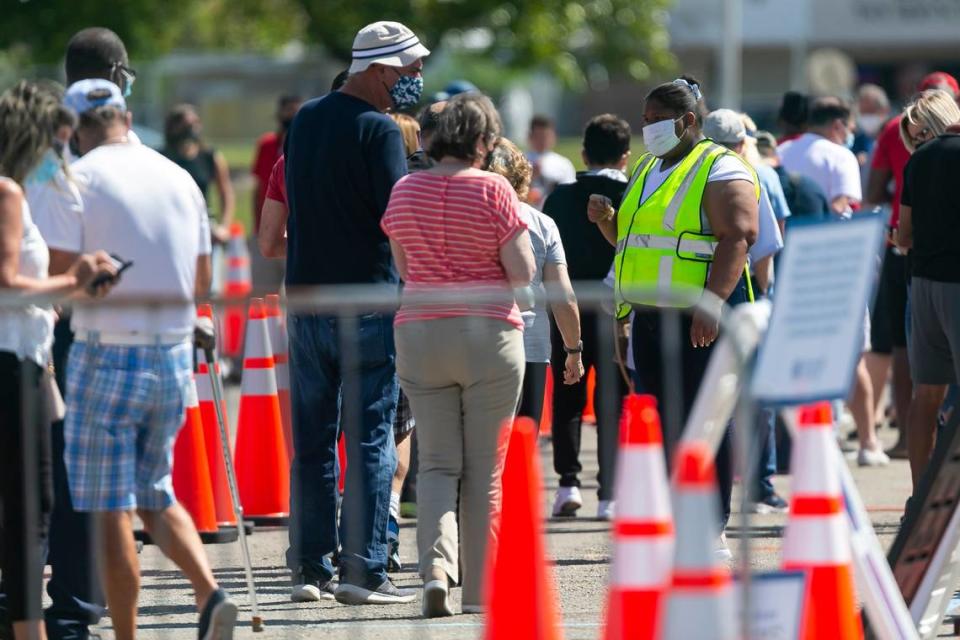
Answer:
[{"left": 296, "top": 0, "right": 676, "bottom": 88}]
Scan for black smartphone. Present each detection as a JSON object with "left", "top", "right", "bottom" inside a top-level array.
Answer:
[{"left": 87, "top": 253, "right": 133, "bottom": 293}]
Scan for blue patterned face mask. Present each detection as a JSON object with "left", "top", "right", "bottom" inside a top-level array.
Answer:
[
  {"left": 389, "top": 72, "right": 424, "bottom": 110},
  {"left": 25, "top": 149, "right": 61, "bottom": 187}
]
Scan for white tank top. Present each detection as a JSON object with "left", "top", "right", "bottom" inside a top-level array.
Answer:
[{"left": 0, "top": 180, "right": 54, "bottom": 366}]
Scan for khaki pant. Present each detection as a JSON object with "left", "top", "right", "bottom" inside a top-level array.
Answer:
[{"left": 395, "top": 316, "right": 524, "bottom": 607}]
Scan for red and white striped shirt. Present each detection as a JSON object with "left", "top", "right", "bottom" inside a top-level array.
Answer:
[{"left": 381, "top": 170, "right": 527, "bottom": 329}]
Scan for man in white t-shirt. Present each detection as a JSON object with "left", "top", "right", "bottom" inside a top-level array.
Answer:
[
  {"left": 527, "top": 114, "right": 576, "bottom": 206},
  {"left": 778, "top": 98, "right": 862, "bottom": 216},
  {"left": 48, "top": 79, "right": 236, "bottom": 640}
]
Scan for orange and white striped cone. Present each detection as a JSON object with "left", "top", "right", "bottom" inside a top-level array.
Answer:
[
  {"left": 782, "top": 402, "right": 863, "bottom": 640},
  {"left": 172, "top": 376, "right": 237, "bottom": 543},
  {"left": 234, "top": 298, "right": 290, "bottom": 525},
  {"left": 265, "top": 294, "right": 293, "bottom": 463},
  {"left": 195, "top": 304, "right": 240, "bottom": 533},
  {"left": 663, "top": 440, "right": 735, "bottom": 640},
  {"left": 223, "top": 222, "right": 252, "bottom": 360},
  {"left": 603, "top": 394, "right": 673, "bottom": 640}
]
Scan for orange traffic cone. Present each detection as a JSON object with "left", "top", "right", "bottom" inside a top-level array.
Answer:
[
  {"left": 234, "top": 298, "right": 290, "bottom": 525},
  {"left": 539, "top": 368, "right": 553, "bottom": 437},
  {"left": 583, "top": 368, "right": 597, "bottom": 425},
  {"left": 663, "top": 440, "right": 735, "bottom": 640},
  {"left": 223, "top": 222, "right": 252, "bottom": 359},
  {"left": 265, "top": 294, "right": 293, "bottom": 463},
  {"left": 603, "top": 395, "right": 673, "bottom": 640},
  {"left": 782, "top": 402, "right": 863, "bottom": 640},
  {"left": 484, "top": 417, "right": 563, "bottom": 640},
  {"left": 195, "top": 305, "right": 238, "bottom": 531},
  {"left": 172, "top": 376, "right": 236, "bottom": 543}
]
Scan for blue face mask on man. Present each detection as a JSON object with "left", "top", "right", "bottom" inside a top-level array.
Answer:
[
  {"left": 388, "top": 71, "right": 424, "bottom": 110},
  {"left": 25, "top": 149, "right": 61, "bottom": 187}
]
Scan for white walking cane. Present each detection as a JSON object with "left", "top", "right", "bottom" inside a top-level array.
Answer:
[{"left": 196, "top": 320, "right": 264, "bottom": 632}]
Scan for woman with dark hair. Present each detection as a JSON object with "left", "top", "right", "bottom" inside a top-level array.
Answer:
[
  {"left": 382, "top": 93, "right": 534, "bottom": 617},
  {"left": 0, "top": 80, "right": 115, "bottom": 640},
  {"left": 162, "top": 104, "right": 235, "bottom": 244},
  {"left": 588, "top": 75, "right": 760, "bottom": 559}
]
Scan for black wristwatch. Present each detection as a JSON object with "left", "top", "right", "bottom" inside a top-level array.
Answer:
[{"left": 564, "top": 340, "right": 584, "bottom": 354}]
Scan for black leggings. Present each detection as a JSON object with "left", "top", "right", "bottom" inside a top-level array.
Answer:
[
  {"left": 517, "top": 362, "right": 549, "bottom": 422},
  {"left": 0, "top": 352, "right": 53, "bottom": 623}
]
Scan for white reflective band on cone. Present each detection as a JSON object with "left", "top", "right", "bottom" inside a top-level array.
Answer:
[
  {"left": 611, "top": 537, "right": 674, "bottom": 588},
  {"left": 184, "top": 376, "right": 199, "bottom": 408},
  {"left": 240, "top": 368, "right": 279, "bottom": 396},
  {"left": 671, "top": 490, "right": 718, "bottom": 571},
  {"left": 665, "top": 586, "right": 735, "bottom": 640},
  {"left": 783, "top": 513, "right": 852, "bottom": 565},
  {"left": 791, "top": 430, "right": 843, "bottom": 495},
  {"left": 246, "top": 320, "right": 274, "bottom": 359},
  {"left": 196, "top": 374, "right": 214, "bottom": 402},
  {"left": 615, "top": 448, "right": 671, "bottom": 519}
]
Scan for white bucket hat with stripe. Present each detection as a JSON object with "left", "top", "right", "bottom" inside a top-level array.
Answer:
[{"left": 349, "top": 21, "right": 431, "bottom": 74}]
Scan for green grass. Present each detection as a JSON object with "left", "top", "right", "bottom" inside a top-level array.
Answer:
[{"left": 216, "top": 136, "right": 643, "bottom": 233}]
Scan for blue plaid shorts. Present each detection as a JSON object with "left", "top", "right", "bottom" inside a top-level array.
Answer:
[{"left": 64, "top": 339, "right": 192, "bottom": 512}]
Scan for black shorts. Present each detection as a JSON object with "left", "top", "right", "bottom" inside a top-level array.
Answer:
[{"left": 871, "top": 247, "right": 909, "bottom": 354}]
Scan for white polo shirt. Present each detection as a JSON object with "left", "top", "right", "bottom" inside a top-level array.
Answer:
[
  {"left": 778, "top": 133, "right": 862, "bottom": 207},
  {"left": 40, "top": 142, "right": 211, "bottom": 336}
]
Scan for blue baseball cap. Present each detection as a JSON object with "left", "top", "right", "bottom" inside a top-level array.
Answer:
[{"left": 64, "top": 79, "right": 126, "bottom": 116}]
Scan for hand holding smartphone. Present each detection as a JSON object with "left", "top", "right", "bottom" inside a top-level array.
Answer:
[{"left": 86, "top": 253, "right": 133, "bottom": 295}]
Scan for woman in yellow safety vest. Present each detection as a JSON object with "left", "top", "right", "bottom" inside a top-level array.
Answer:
[{"left": 587, "top": 75, "right": 760, "bottom": 557}]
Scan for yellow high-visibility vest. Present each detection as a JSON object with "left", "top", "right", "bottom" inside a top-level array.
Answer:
[{"left": 614, "top": 139, "right": 758, "bottom": 318}]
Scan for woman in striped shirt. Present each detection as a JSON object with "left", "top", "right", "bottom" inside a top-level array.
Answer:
[{"left": 382, "top": 93, "right": 534, "bottom": 618}]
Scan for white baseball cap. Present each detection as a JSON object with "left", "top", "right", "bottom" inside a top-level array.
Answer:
[
  {"left": 349, "top": 21, "right": 430, "bottom": 74},
  {"left": 64, "top": 79, "right": 126, "bottom": 115}
]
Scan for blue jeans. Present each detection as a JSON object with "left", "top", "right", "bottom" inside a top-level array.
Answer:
[
  {"left": 753, "top": 408, "right": 778, "bottom": 500},
  {"left": 285, "top": 313, "right": 398, "bottom": 588}
]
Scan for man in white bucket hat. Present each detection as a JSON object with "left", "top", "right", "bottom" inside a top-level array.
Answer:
[{"left": 283, "top": 21, "right": 429, "bottom": 607}]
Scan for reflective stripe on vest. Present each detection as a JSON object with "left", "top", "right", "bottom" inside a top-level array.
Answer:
[{"left": 615, "top": 234, "right": 717, "bottom": 258}]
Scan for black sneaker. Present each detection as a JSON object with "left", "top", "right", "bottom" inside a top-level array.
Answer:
[
  {"left": 198, "top": 589, "right": 237, "bottom": 640},
  {"left": 334, "top": 578, "right": 417, "bottom": 605},
  {"left": 291, "top": 569, "right": 336, "bottom": 602},
  {"left": 750, "top": 493, "right": 789, "bottom": 514}
]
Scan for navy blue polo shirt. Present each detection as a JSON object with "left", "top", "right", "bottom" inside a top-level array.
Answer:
[{"left": 284, "top": 91, "right": 407, "bottom": 286}]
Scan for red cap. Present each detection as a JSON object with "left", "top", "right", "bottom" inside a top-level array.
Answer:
[
  {"left": 674, "top": 441, "right": 715, "bottom": 487},
  {"left": 265, "top": 294, "right": 282, "bottom": 317},
  {"left": 918, "top": 71, "right": 959, "bottom": 96},
  {"left": 196, "top": 303, "right": 214, "bottom": 319},
  {"left": 797, "top": 402, "right": 833, "bottom": 429},
  {"left": 619, "top": 394, "right": 663, "bottom": 446},
  {"left": 247, "top": 298, "right": 266, "bottom": 320},
  {"left": 229, "top": 222, "right": 245, "bottom": 238}
]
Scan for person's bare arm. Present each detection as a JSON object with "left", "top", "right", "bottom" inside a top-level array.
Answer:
[
  {"left": 830, "top": 195, "right": 851, "bottom": 215},
  {"left": 752, "top": 255, "right": 772, "bottom": 295},
  {"left": 388, "top": 238, "right": 409, "bottom": 281},
  {"left": 213, "top": 151, "right": 236, "bottom": 230},
  {"left": 499, "top": 229, "right": 535, "bottom": 288},
  {"left": 543, "top": 262, "right": 584, "bottom": 384},
  {"left": 0, "top": 180, "right": 108, "bottom": 296},
  {"left": 896, "top": 204, "right": 913, "bottom": 250},
  {"left": 865, "top": 166, "right": 893, "bottom": 208},
  {"left": 693, "top": 179, "right": 759, "bottom": 347},
  {"left": 195, "top": 254, "right": 212, "bottom": 298},
  {"left": 587, "top": 194, "right": 618, "bottom": 246},
  {"left": 258, "top": 198, "right": 288, "bottom": 258}
]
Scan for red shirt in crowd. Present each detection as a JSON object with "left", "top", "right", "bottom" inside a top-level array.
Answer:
[
  {"left": 871, "top": 115, "right": 911, "bottom": 229},
  {"left": 251, "top": 131, "right": 283, "bottom": 232},
  {"left": 265, "top": 155, "right": 286, "bottom": 206},
  {"left": 381, "top": 171, "right": 527, "bottom": 329}
]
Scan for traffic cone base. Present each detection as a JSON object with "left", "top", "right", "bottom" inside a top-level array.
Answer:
[{"left": 172, "top": 378, "right": 219, "bottom": 538}]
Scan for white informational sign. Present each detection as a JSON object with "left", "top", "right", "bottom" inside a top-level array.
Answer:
[
  {"left": 751, "top": 216, "right": 885, "bottom": 406},
  {"left": 734, "top": 571, "right": 807, "bottom": 640}
]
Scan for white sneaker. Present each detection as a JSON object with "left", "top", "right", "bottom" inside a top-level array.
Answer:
[
  {"left": 421, "top": 580, "right": 453, "bottom": 618},
  {"left": 552, "top": 487, "right": 583, "bottom": 517},
  {"left": 715, "top": 533, "right": 733, "bottom": 561},
  {"left": 858, "top": 447, "right": 891, "bottom": 467},
  {"left": 596, "top": 500, "right": 615, "bottom": 521}
]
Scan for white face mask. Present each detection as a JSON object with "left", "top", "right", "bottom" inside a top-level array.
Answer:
[
  {"left": 642, "top": 118, "right": 684, "bottom": 157},
  {"left": 858, "top": 114, "right": 885, "bottom": 137}
]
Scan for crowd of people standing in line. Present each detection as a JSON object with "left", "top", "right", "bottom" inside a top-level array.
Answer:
[{"left": 2, "top": 15, "right": 960, "bottom": 639}]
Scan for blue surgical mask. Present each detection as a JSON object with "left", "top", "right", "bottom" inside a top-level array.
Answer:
[
  {"left": 25, "top": 149, "right": 61, "bottom": 187},
  {"left": 389, "top": 73, "right": 424, "bottom": 110},
  {"left": 845, "top": 131, "right": 855, "bottom": 149}
]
